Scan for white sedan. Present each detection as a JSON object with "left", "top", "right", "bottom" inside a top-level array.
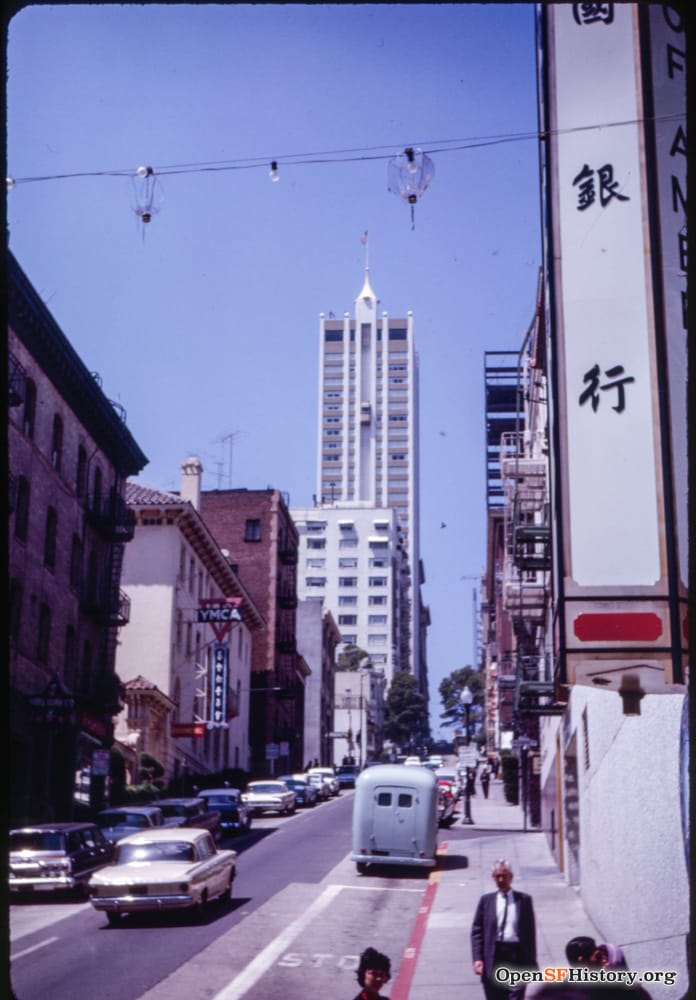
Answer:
[
  {"left": 88, "top": 827, "right": 237, "bottom": 926},
  {"left": 242, "top": 780, "right": 296, "bottom": 815}
]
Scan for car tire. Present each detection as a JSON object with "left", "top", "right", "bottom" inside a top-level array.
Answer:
[
  {"left": 356, "top": 862, "right": 368, "bottom": 875},
  {"left": 192, "top": 889, "right": 209, "bottom": 923},
  {"left": 106, "top": 911, "right": 122, "bottom": 927},
  {"left": 221, "top": 873, "right": 235, "bottom": 906}
]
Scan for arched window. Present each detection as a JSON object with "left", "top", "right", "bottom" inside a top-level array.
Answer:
[
  {"left": 23, "top": 379, "right": 36, "bottom": 438},
  {"left": 92, "top": 466, "right": 103, "bottom": 513},
  {"left": 64, "top": 625, "right": 77, "bottom": 686},
  {"left": 76, "top": 446, "right": 87, "bottom": 497},
  {"left": 37, "top": 603, "right": 52, "bottom": 664},
  {"left": 14, "top": 476, "right": 30, "bottom": 542},
  {"left": 69, "top": 534, "right": 82, "bottom": 589},
  {"left": 44, "top": 506, "right": 58, "bottom": 570},
  {"left": 51, "top": 415, "right": 63, "bottom": 472}
]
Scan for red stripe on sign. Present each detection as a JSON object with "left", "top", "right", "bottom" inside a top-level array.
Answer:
[
  {"left": 390, "top": 845, "right": 447, "bottom": 1000},
  {"left": 573, "top": 612, "right": 663, "bottom": 642}
]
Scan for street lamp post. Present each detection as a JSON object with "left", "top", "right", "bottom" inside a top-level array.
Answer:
[{"left": 460, "top": 685, "right": 474, "bottom": 825}]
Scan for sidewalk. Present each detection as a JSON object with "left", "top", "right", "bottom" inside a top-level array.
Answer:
[{"left": 404, "top": 776, "right": 603, "bottom": 999}]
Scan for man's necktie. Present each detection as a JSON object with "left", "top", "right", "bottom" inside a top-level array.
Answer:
[{"left": 498, "top": 893, "right": 509, "bottom": 940}]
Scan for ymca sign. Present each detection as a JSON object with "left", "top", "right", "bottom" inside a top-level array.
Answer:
[{"left": 197, "top": 597, "right": 243, "bottom": 641}]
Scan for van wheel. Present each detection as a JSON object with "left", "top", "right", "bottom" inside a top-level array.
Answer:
[
  {"left": 356, "top": 862, "right": 368, "bottom": 875},
  {"left": 106, "top": 912, "right": 122, "bottom": 927}
]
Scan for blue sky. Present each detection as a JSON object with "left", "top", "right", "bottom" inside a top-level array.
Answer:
[{"left": 7, "top": 3, "right": 542, "bottom": 736}]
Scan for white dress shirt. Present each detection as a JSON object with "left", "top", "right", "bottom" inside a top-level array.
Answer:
[{"left": 496, "top": 890, "right": 520, "bottom": 943}]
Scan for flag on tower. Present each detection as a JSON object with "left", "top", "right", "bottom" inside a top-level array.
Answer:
[{"left": 360, "top": 230, "right": 368, "bottom": 245}]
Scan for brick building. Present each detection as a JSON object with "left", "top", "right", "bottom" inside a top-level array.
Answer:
[
  {"left": 8, "top": 251, "right": 147, "bottom": 824},
  {"left": 199, "top": 489, "right": 308, "bottom": 775}
]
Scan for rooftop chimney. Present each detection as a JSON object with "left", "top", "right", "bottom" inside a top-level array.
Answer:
[{"left": 180, "top": 455, "right": 203, "bottom": 511}]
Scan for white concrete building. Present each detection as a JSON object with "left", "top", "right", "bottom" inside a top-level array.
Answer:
[
  {"left": 116, "top": 458, "right": 264, "bottom": 781},
  {"left": 291, "top": 503, "right": 407, "bottom": 686},
  {"left": 295, "top": 599, "right": 341, "bottom": 768},
  {"left": 316, "top": 269, "right": 426, "bottom": 684}
]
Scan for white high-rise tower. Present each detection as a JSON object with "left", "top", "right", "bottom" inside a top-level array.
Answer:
[{"left": 315, "top": 267, "right": 425, "bottom": 683}]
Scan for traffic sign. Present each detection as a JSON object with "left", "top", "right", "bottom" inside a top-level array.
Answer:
[{"left": 265, "top": 742, "right": 280, "bottom": 760}]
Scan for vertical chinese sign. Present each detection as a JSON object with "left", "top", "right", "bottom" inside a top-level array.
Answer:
[{"left": 542, "top": 2, "right": 687, "bottom": 694}]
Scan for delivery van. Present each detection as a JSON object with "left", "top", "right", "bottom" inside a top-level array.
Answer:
[{"left": 351, "top": 763, "right": 439, "bottom": 874}]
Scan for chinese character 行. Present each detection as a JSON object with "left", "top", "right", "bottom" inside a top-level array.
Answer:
[{"left": 579, "top": 363, "right": 635, "bottom": 413}]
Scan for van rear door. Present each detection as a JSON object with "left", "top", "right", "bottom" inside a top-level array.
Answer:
[{"left": 372, "top": 784, "right": 417, "bottom": 854}]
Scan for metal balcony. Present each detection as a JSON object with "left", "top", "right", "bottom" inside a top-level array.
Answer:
[
  {"left": 86, "top": 492, "right": 136, "bottom": 542},
  {"left": 81, "top": 586, "right": 131, "bottom": 626}
]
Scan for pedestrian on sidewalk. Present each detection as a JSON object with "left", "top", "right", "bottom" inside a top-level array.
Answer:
[
  {"left": 352, "top": 947, "right": 391, "bottom": 1000},
  {"left": 471, "top": 859, "right": 537, "bottom": 1000},
  {"left": 480, "top": 766, "right": 491, "bottom": 799}
]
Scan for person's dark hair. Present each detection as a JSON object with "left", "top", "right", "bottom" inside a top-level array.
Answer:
[
  {"left": 356, "top": 947, "right": 391, "bottom": 986},
  {"left": 565, "top": 936, "right": 597, "bottom": 965}
]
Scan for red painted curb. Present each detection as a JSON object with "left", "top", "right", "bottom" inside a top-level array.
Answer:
[{"left": 390, "top": 844, "right": 447, "bottom": 1000}]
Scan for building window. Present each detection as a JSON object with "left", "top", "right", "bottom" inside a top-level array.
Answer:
[
  {"left": 37, "top": 603, "right": 52, "bottom": 664},
  {"left": 369, "top": 576, "right": 387, "bottom": 587},
  {"left": 368, "top": 615, "right": 387, "bottom": 625},
  {"left": 76, "top": 446, "right": 87, "bottom": 498},
  {"left": 368, "top": 634, "right": 387, "bottom": 645},
  {"left": 44, "top": 507, "right": 58, "bottom": 570},
  {"left": 64, "top": 625, "right": 77, "bottom": 686},
  {"left": 306, "top": 558, "right": 326, "bottom": 569},
  {"left": 339, "top": 577, "right": 357, "bottom": 587},
  {"left": 306, "top": 577, "right": 326, "bottom": 588},
  {"left": 92, "top": 466, "right": 103, "bottom": 513},
  {"left": 23, "top": 379, "right": 37, "bottom": 438},
  {"left": 370, "top": 557, "right": 389, "bottom": 568},
  {"left": 307, "top": 521, "right": 327, "bottom": 532},
  {"left": 342, "top": 634, "right": 357, "bottom": 644},
  {"left": 51, "top": 415, "right": 63, "bottom": 472},
  {"left": 339, "top": 557, "right": 358, "bottom": 568},
  {"left": 80, "top": 639, "right": 93, "bottom": 693},
  {"left": 14, "top": 476, "right": 30, "bottom": 542},
  {"left": 338, "top": 615, "right": 357, "bottom": 626},
  {"left": 339, "top": 596, "right": 357, "bottom": 606},
  {"left": 69, "top": 534, "right": 82, "bottom": 589},
  {"left": 245, "top": 518, "right": 261, "bottom": 542},
  {"left": 307, "top": 538, "right": 326, "bottom": 550},
  {"left": 186, "top": 622, "right": 192, "bottom": 655},
  {"left": 339, "top": 538, "right": 358, "bottom": 549},
  {"left": 179, "top": 544, "right": 186, "bottom": 582},
  {"left": 369, "top": 595, "right": 387, "bottom": 606},
  {"left": 176, "top": 611, "right": 183, "bottom": 651}
]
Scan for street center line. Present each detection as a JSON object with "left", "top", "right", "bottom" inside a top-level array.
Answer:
[
  {"left": 212, "top": 883, "right": 344, "bottom": 1000},
  {"left": 12, "top": 936, "right": 59, "bottom": 961}
]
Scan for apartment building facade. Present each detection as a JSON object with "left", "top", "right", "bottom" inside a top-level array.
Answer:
[
  {"left": 200, "top": 488, "right": 309, "bottom": 775},
  {"left": 116, "top": 459, "right": 264, "bottom": 782},
  {"left": 8, "top": 251, "right": 148, "bottom": 823}
]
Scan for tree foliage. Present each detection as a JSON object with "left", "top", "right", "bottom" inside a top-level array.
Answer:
[
  {"left": 336, "top": 644, "right": 371, "bottom": 671},
  {"left": 384, "top": 670, "right": 430, "bottom": 747},
  {"left": 438, "top": 666, "right": 485, "bottom": 728}
]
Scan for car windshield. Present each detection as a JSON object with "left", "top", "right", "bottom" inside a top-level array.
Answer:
[
  {"left": 116, "top": 841, "right": 195, "bottom": 864},
  {"left": 249, "top": 783, "right": 282, "bottom": 794},
  {"left": 98, "top": 813, "right": 149, "bottom": 828},
  {"left": 204, "top": 795, "right": 237, "bottom": 806},
  {"left": 11, "top": 831, "right": 63, "bottom": 851},
  {"left": 159, "top": 804, "right": 187, "bottom": 817}
]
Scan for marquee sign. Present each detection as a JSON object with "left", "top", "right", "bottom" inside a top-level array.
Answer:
[{"left": 542, "top": 3, "right": 687, "bottom": 695}]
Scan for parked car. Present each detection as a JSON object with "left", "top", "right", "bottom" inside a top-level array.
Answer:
[
  {"left": 403, "top": 756, "right": 423, "bottom": 766},
  {"left": 88, "top": 827, "right": 237, "bottom": 926},
  {"left": 152, "top": 797, "right": 222, "bottom": 841},
  {"left": 95, "top": 805, "right": 165, "bottom": 844},
  {"left": 278, "top": 775, "right": 318, "bottom": 807},
  {"left": 242, "top": 780, "right": 296, "bottom": 816},
  {"left": 197, "top": 788, "right": 252, "bottom": 835},
  {"left": 437, "top": 782, "right": 457, "bottom": 827},
  {"left": 302, "top": 771, "right": 331, "bottom": 800},
  {"left": 10, "top": 822, "right": 115, "bottom": 896},
  {"left": 336, "top": 764, "right": 360, "bottom": 788},
  {"left": 435, "top": 768, "right": 462, "bottom": 799},
  {"left": 308, "top": 766, "right": 340, "bottom": 795}
]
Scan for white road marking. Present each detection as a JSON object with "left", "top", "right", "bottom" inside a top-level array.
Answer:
[
  {"left": 212, "top": 884, "right": 344, "bottom": 1000},
  {"left": 12, "top": 936, "right": 59, "bottom": 961}
]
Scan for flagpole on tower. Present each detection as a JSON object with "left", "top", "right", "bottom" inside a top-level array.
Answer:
[{"left": 361, "top": 230, "right": 369, "bottom": 270}]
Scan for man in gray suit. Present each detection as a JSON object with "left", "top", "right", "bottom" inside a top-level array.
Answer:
[{"left": 471, "top": 859, "right": 537, "bottom": 1000}]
